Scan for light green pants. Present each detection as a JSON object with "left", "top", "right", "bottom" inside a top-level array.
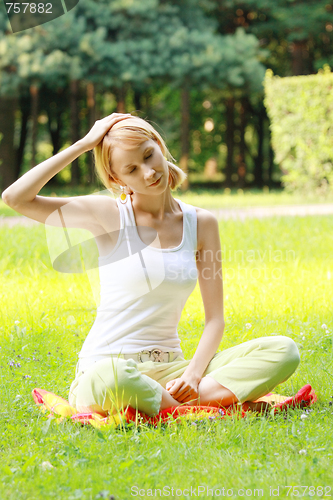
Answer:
[{"left": 68, "top": 336, "right": 300, "bottom": 417}]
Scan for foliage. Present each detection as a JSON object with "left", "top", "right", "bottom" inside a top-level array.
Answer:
[
  {"left": 206, "top": 0, "right": 333, "bottom": 75},
  {"left": 0, "top": 0, "right": 267, "bottom": 94},
  {"left": 264, "top": 65, "right": 333, "bottom": 196}
]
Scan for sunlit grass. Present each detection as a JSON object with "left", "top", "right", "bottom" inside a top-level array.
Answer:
[{"left": 1, "top": 214, "right": 333, "bottom": 499}]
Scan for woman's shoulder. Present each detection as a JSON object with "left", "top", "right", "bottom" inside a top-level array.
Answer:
[
  {"left": 182, "top": 202, "right": 218, "bottom": 225},
  {"left": 83, "top": 193, "right": 120, "bottom": 234},
  {"left": 86, "top": 192, "right": 118, "bottom": 215},
  {"left": 191, "top": 205, "right": 219, "bottom": 252},
  {"left": 176, "top": 198, "right": 217, "bottom": 222}
]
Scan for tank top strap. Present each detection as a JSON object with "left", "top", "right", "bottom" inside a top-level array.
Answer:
[
  {"left": 116, "top": 194, "right": 134, "bottom": 228},
  {"left": 174, "top": 198, "right": 198, "bottom": 252},
  {"left": 115, "top": 195, "right": 140, "bottom": 257}
]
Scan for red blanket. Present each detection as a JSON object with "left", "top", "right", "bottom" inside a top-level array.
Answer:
[{"left": 32, "top": 384, "right": 316, "bottom": 429}]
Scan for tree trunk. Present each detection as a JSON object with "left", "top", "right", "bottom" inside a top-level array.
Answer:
[
  {"left": 116, "top": 86, "right": 126, "bottom": 113},
  {"left": 70, "top": 79, "right": 80, "bottom": 186},
  {"left": 237, "top": 97, "right": 247, "bottom": 189},
  {"left": 87, "top": 82, "right": 96, "bottom": 185},
  {"left": 133, "top": 88, "right": 142, "bottom": 113},
  {"left": 290, "top": 40, "right": 310, "bottom": 76},
  {"left": 254, "top": 106, "right": 265, "bottom": 189},
  {"left": 268, "top": 137, "right": 275, "bottom": 189},
  {"left": 225, "top": 96, "right": 235, "bottom": 188},
  {"left": 15, "top": 93, "right": 30, "bottom": 179},
  {"left": 47, "top": 100, "right": 62, "bottom": 156},
  {"left": 179, "top": 84, "right": 190, "bottom": 191},
  {"left": 44, "top": 94, "right": 63, "bottom": 188},
  {"left": 30, "top": 83, "right": 39, "bottom": 170},
  {"left": 0, "top": 96, "right": 17, "bottom": 191},
  {"left": 144, "top": 90, "right": 151, "bottom": 120}
]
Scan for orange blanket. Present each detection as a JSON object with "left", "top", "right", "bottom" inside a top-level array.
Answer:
[{"left": 32, "top": 384, "right": 316, "bottom": 429}]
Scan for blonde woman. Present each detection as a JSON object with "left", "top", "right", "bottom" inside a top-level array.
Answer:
[{"left": 2, "top": 113, "right": 300, "bottom": 417}]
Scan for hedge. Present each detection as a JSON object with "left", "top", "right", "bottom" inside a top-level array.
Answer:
[{"left": 264, "top": 65, "right": 333, "bottom": 196}]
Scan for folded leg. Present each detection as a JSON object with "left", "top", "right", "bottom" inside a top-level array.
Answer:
[{"left": 201, "top": 335, "right": 300, "bottom": 404}]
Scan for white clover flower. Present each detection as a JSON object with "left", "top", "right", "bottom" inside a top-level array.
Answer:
[
  {"left": 40, "top": 461, "right": 54, "bottom": 470},
  {"left": 326, "top": 330, "right": 330, "bottom": 334},
  {"left": 14, "top": 320, "right": 20, "bottom": 325},
  {"left": 322, "top": 324, "right": 328, "bottom": 330},
  {"left": 300, "top": 414, "right": 308, "bottom": 420},
  {"left": 299, "top": 449, "right": 307, "bottom": 455},
  {"left": 245, "top": 323, "right": 252, "bottom": 330}
]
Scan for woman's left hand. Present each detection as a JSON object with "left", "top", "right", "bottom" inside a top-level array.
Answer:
[{"left": 166, "top": 373, "right": 201, "bottom": 404}]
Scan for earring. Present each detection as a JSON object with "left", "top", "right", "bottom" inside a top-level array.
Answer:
[{"left": 120, "top": 185, "right": 127, "bottom": 204}]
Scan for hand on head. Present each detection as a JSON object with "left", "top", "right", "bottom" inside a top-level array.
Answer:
[{"left": 80, "top": 113, "right": 133, "bottom": 152}]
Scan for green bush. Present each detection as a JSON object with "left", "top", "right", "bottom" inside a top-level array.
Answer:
[{"left": 264, "top": 65, "right": 333, "bottom": 196}]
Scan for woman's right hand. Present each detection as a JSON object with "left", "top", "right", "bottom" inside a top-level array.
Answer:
[{"left": 79, "top": 113, "right": 133, "bottom": 152}]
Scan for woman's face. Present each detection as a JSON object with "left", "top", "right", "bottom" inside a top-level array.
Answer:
[{"left": 111, "top": 138, "right": 169, "bottom": 195}]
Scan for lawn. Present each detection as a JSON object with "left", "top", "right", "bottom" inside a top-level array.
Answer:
[{"left": 0, "top": 207, "right": 333, "bottom": 499}]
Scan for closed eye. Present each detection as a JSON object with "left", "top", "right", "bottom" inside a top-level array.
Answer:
[{"left": 129, "top": 152, "right": 153, "bottom": 173}]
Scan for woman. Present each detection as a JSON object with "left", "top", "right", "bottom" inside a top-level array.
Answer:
[{"left": 2, "top": 112, "right": 300, "bottom": 418}]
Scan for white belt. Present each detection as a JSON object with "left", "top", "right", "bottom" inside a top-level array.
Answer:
[
  {"left": 119, "top": 349, "right": 179, "bottom": 363},
  {"left": 77, "top": 349, "right": 182, "bottom": 374}
]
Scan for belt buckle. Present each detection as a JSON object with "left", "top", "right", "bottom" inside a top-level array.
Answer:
[
  {"left": 138, "top": 350, "right": 151, "bottom": 363},
  {"left": 151, "top": 349, "right": 165, "bottom": 363},
  {"left": 137, "top": 349, "right": 169, "bottom": 363}
]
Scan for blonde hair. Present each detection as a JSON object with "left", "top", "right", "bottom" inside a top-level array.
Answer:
[{"left": 93, "top": 115, "right": 187, "bottom": 194}]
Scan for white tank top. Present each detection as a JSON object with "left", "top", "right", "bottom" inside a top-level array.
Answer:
[{"left": 78, "top": 194, "right": 198, "bottom": 359}]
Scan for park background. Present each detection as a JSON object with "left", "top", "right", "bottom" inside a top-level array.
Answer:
[
  {"left": 1, "top": 0, "right": 333, "bottom": 195},
  {"left": 1, "top": 1, "right": 333, "bottom": 500}
]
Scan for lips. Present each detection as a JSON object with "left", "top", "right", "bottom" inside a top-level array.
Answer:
[{"left": 149, "top": 177, "right": 162, "bottom": 187}]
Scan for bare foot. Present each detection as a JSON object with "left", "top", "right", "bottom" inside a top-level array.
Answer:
[{"left": 243, "top": 401, "right": 271, "bottom": 413}]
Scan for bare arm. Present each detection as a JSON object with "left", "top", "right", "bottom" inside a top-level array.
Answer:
[
  {"left": 166, "top": 209, "right": 225, "bottom": 401},
  {"left": 1, "top": 113, "right": 131, "bottom": 228},
  {"left": 180, "top": 209, "right": 225, "bottom": 380}
]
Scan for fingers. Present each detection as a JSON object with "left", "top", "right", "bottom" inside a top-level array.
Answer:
[
  {"left": 177, "top": 389, "right": 198, "bottom": 403},
  {"left": 168, "top": 382, "right": 197, "bottom": 401},
  {"left": 167, "top": 380, "right": 185, "bottom": 396},
  {"left": 166, "top": 378, "right": 199, "bottom": 404},
  {"left": 96, "top": 113, "right": 131, "bottom": 124},
  {"left": 104, "top": 113, "right": 133, "bottom": 130},
  {"left": 107, "top": 113, "right": 132, "bottom": 120},
  {"left": 166, "top": 380, "right": 176, "bottom": 390}
]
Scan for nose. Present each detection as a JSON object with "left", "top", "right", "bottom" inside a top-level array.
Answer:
[{"left": 143, "top": 165, "right": 156, "bottom": 181}]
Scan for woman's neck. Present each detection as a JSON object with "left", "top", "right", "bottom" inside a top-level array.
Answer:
[{"left": 130, "top": 188, "right": 179, "bottom": 220}]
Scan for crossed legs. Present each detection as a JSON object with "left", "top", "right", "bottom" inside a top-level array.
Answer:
[
  {"left": 160, "top": 335, "right": 301, "bottom": 412},
  {"left": 70, "top": 336, "right": 300, "bottom": 417}
]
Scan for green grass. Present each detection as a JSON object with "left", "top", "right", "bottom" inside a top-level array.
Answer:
[
  {"left": 2, "top": 186, "right": 333, "bottom": 217},
  {"left": 1, "top": 212, "right": 333, "bottom": 499}
]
